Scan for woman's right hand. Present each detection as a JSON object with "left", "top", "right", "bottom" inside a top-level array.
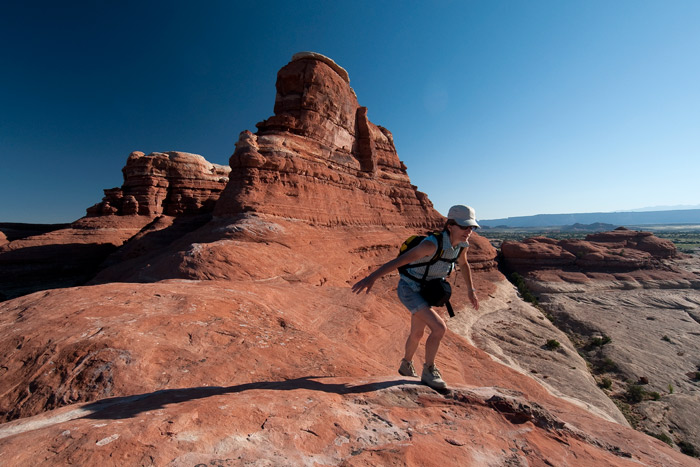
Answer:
[{"left": 351, "top": 274, "right": 377, "bottom": 294}]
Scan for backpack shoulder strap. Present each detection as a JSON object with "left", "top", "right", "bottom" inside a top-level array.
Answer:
[{"left": 428, "top": 231, "right": 444, "bottom": 263}]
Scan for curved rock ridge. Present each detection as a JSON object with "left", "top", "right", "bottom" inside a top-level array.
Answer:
[
  {"left": 214, "top": 53, "right": 442, "bottom": 227},
  {"left": 87, "top": 151, "right": 230, "bottom": 217}
]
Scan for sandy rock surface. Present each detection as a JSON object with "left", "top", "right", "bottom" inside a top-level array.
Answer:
[
  {"left": 450, "top": 280, "right": 629, "bottom": 426},
  {"left": 0, "top": 280, "right": 692, "bottom": 466},
  {"left": 535, "top": 258, "right": 700, "bottom": 451}
]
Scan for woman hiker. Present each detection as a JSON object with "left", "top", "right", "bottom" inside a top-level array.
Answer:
[{"left": 351, "top": 205, "right": 480, "bottom": 389}]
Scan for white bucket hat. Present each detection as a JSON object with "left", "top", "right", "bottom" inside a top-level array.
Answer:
[{"left": 447, "top": 205, "right": 480, "bottom": 228}]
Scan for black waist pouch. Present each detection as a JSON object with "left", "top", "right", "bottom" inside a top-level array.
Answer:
[{"left": 420, "top": 279, "right": 452, "bottom": 308}]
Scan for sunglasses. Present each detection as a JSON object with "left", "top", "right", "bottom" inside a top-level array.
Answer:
[{"left": 452, "top": 224, "right": 474, "bottom": 231}]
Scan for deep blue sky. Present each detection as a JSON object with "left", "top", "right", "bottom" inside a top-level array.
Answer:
[{"left": 1, "top": 1, "right": 699, "bottom": 223}]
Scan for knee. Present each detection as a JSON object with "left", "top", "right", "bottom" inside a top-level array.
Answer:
[{"left": 430, "top": 321, "right": 447, "bottom": 339}]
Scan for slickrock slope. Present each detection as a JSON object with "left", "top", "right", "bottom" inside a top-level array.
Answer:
[
  {"left": 0, "top": 223, "right": 70, "bottom": 243},
  {"left": 0, "top": 53, "right": 695, "bottom": 465},
  {"left": 501, "top": 230, "right": 700, "bottom": 455},
  {"left": 0, "top": 281, "right": 691, "bottom": 466}
]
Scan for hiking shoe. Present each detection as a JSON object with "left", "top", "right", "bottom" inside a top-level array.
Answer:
[
  {"left": 421, "top": 364, "right": 447, "bottom": 389},
  {"left": 398, "top": 359, "right": 418, "bottom": 377}
]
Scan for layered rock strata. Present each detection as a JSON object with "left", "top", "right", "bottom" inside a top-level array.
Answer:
[
  {"left": 0, "top": 152, "right": 229, "bottom": 300},
  {"left": 214, "top": 52, "right": 441, "bottom": 228},
  {"left": 87, "top": 151, "right": 230, "bottom": 217}
]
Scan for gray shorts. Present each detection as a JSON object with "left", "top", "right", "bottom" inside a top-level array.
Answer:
[{"left": 397, "top": 279, "right": 430, "bottom": 314}]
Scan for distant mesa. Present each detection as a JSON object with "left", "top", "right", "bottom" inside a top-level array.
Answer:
[
  {"left": 481, "top": 209, "right": 700, "bottom": 228},
  {"left": 560, "top": 222, "right": 617, "bottom": 232}
]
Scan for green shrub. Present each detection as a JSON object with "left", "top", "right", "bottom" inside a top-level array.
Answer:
[
  {"left": 662, "top": 335, "right": 671, "bottom": 342},
  {"left": 668, "top": 384, "right": 674, "bottom": 394},
  {"left": 510, "top": 272, "right": 539, "bottom": 305},
  {"left": 599, "top": 377, "right": 612, "bottom": 389},
  {"left": 544, "top": 339, "right": 561, "bottom": 350},
  {"left": 599, "top": 357, "right": 618, "bottom": 372},
  {"left": 612, "top": 399, "right": 639, "bottom": 429},
  {"left": 647, "top": 432, "right": 673, "bottom": 446},
  {"left": 678, "top": 440, "right": 699, "bottom": 457},
  {"left": 649, "top": 391, "right": 661, "bottom": 401},
  {"left": 590, "top": 335, "right": 611, "bottom": 346},
  {"left": 626, "top": 384, "right": 645, "bottom": 403}
]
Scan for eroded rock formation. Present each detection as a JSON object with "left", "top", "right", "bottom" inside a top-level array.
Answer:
[
  {"left": 501, "top": 227, "right": 678, "bottom": 271},
  {"left": 87, "top": 151, "right": 230, "bottom": 217},
  {"left": 214, "top": 52, "right": 441, "bottom": 227},
  {"left": 0, "top": 152, "right": 229, "bottom": 300}
]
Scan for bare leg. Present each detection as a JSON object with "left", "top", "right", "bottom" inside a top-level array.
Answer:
[
  {"left": 403, "top": 311, "right": 427, "bottom": 362},
  {"left": 413, "top": 307, "right": 447, "bottom": 366}
]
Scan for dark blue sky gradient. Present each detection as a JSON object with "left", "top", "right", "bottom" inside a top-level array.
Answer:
[{"left": 1, "top": 1, "right": 698, "bottom": 223}]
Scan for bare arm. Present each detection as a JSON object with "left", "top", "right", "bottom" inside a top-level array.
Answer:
[
  {"left": 351, "top": 240, "right": 437, "bottom": 294},
  {"left": 458, "top": 248, "right": 479, "bottom": 310}
]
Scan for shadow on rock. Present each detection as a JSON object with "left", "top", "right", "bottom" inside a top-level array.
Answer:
[{"left": 81, "top": 376, "right": 420, "bottom": 420}]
